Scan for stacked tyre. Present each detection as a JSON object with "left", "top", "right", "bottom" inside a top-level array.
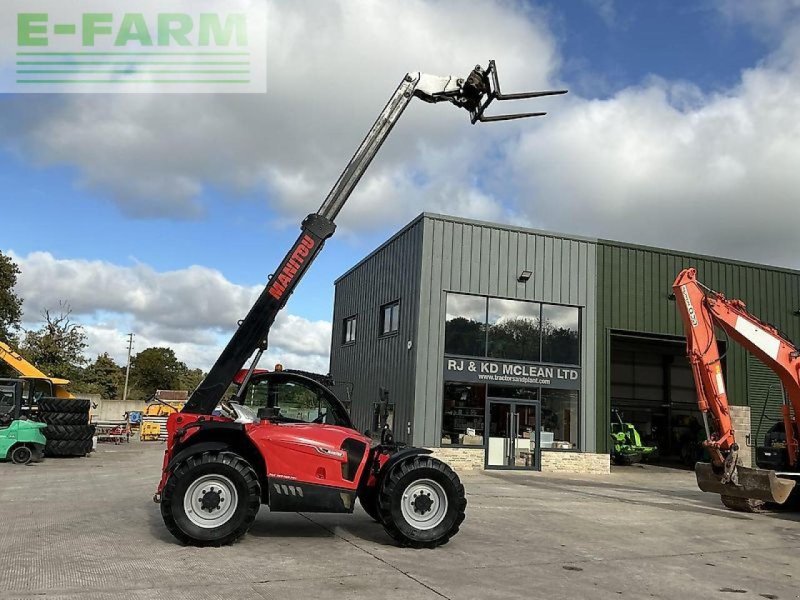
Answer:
[{"left": 37, "top": 398, "right": 95, "bottom": 457}]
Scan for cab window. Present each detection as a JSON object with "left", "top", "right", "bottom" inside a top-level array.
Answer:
[{"left": 244, "top": 377, "right": 350, "bottom": 428}]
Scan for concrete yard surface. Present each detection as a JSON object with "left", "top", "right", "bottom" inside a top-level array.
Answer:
[{"left": 1, "top": 443, "right": 799, "bottom": 600}]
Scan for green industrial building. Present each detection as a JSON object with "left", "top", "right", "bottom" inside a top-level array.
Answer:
[{"left": 330, "top": 213, "right": 800, "bottom": 472}]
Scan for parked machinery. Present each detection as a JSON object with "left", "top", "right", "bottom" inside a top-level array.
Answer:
[
  {"left": 153, "top": 61, "right": 566, "bottom": 547},
  {"left": 0, "top": 341, "right": 94, "bottom": 457},
  {"left": 674, "top": 268, "right": 800, "bottom": 510},
  {"left": 0, "top": 380, "right": 46, "bottom": 464},
  {"left": 609, "top": 409, "right": 657, "bottom": 466}
]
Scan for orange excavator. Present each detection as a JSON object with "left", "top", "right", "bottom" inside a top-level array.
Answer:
[{"left": 673, "top": 268, "right": 799, "bottom": 510}]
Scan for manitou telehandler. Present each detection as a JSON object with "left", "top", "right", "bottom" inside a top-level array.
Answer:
[
  {"left": 154, "top": 61, "right": 566, "bottom": 547},
  {"left": 674, "top": 268, "right": 800, "bottom": 511}
]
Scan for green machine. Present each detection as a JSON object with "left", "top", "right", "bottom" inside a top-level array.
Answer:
[
  {"left": 0, "top": 380, "right": 46, "bottom": 465},
  {"left": 610, "top": 409, "right": 657, "bottom": 466}
]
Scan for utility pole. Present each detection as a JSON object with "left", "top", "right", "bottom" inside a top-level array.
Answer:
[{"left": 122, "top": 333, "right": 134, "bottom": 402}]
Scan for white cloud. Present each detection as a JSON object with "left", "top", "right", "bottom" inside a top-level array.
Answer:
[
  {"left": 0, "top": 0, "right": 558, "bottom": 228},
  {"left": 12, "top": 251, "right": 331, "bottom": 372},
  {"left": 3, "top": 0, "right": 800, "bottom": 275},
  {"left": 506, "top": 57, "right": 800, "bottom": 268}
]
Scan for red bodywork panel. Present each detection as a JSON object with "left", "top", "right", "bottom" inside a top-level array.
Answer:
[{"left": 157, "top": 412, "right": 373, "bottom": 497}]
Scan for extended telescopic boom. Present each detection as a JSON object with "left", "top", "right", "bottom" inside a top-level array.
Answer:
[{"left": 182, "top": 62, "right": 566, "bottom": 415}]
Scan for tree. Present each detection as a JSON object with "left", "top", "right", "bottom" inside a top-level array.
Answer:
[
  {"left": 179, "top": 367, "right": 206, "bottom": 394},
  {"left": 0, "top": 251, "right": 23, "bottom": 344},
  {"left": 21, "top": 303, "right": 87, "bottom": 380},
  {"left": 487, "top": 317, "right": 541, "bottom": 361},
  {"left": 78, "top": 353, "right": 125, "bottom": 399},
  {"left": 130, "top": 347, "right": 187, "bottom": 398}
]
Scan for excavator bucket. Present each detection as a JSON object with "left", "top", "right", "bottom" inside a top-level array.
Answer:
[{"left": 695, "top": 462, "right": 796, "bottom": 504}]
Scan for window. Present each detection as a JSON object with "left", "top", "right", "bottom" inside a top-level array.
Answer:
[
  {"left": 343, "top": 316, "right": 357, "bottom": 344},
  {"left": 242, "top": 376, "right": 351, "bottom": 427},
  {"left": 541, "top": 389, "right": 578, "bottom": 449},
  {"left": 380, "top": 301, "right": 400, "bottom": 335},
  {"left": 441, "top": 382, "right": 486, "bottom": 446},
  {"left": 487, "top": 298, "right": 541, "bottom": 362},
  {"left": 443, "top": 292, "right": 580, "bottom": 366},
  {"left": 0, "top": 383, "right": 17, "bottom": 417},
  {"left": 541, "top": 305, "right": 580, "bottom": 365},
  {"left": 444, "top": 294, "right": 487, "bottom": 356}
]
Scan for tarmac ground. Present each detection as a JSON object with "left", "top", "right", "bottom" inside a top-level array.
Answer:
[{"left": 1, "top": 442, "right": 799, "bottom": 599}]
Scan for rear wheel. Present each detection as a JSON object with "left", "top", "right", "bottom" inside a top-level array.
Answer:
[
  {"left": 377, "top": 455, "right": 466, "bottom": 548},
  {"left": 161, "top": 451, "right": 261, "bottom": 547},
  {"left": 11, "top": 445, "right": 33, "bottom": 465}
]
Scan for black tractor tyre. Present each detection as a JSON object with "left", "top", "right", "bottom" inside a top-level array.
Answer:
[
  {"left": 377, "top": 455, "right": 466, "bottom": 549},
  {"left": 11, "top": 445, "right": 33, "bottom": 465},
  {"left": 43, "top": 424, "right": 95, "bottom": 441},
  {"left": 38, "top": 398, "right": 91, "bottom": 414},
  {"left": 38, "top": 412, "right": 89, "bottom": 426},
  {"left": 720, "top": 495, "right": 766, "bottom": 513},
  {"left": 45, "top": 439, "right": 93, "bottom": 457},
  {"left": 358, "top": 486, "right": 382, "bottom": 523},
  {"left": 160, "top": 451, "right": 261, "bottom": 547}
]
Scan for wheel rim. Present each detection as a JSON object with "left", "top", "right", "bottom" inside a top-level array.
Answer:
[
  {"left": 400, "top": 478, "right": 448, "bottom": 531},
  {"left": 183, "top": 474, "right": 239, "bottom": 529},
  {"left": 12, "top": 447, "right": 31, "bottom": 464}
]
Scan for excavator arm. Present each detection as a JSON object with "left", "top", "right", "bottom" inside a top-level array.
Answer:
[
  {"left": 182, "top": 62, "right": 567, "bottom": 415},
  {"left": 673, "top": 268, "right": 800, "bottom": 504}
]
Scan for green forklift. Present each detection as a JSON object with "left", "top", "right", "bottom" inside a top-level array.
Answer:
[
  {"left": 0, "top": 380, "right": 46, "bottom": 465},
  {"left": 610, "top": 409, "right": 657, "bottom": 466}
]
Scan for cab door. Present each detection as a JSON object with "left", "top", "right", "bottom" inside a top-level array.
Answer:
[{"left": 242, "top": 374, "right": 369, "bottom": 513}]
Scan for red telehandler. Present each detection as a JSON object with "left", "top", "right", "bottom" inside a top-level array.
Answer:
[
  {"left": 674, "top": 268, "right": 800, "bottom": 511},
  {"left": 153, "top": 62, "right": 566, "bottom": 546}
]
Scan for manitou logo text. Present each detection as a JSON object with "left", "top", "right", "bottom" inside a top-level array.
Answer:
[
  {"left": 681, "top": 285, "right": 699, "bottom": 327},
  {"left": 268, "top": 235, "right": 315, "bottom": 300}
]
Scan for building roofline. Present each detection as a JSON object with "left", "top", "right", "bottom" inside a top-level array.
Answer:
[
  {"left": 417, "top": 212, "right": 599, "bottom": 244},
  {"left": 335, "top": 212, "right": 800, "bottom": 284},
  {"left": 334, "top": 213, "right": 426, "bottom": 285},
  {"left": 595, "top": 237, "right": 800, "bottom": 276}
]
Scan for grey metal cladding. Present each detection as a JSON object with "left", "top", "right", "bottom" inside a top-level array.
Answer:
[
  {"left": 329, "top": 218, "right": 425, "bottom": 442},
  {"left": 413, "top": 214, "right": 598, "bottom": 451}
]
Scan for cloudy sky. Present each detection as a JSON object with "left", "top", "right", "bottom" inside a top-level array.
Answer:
[{"left": 2, "top": 0, "right": 799, "bottom": 372}]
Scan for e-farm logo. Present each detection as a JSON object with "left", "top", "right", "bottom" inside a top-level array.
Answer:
[{"left": 4, "top": 3, "right": 266, "bottom": 93}]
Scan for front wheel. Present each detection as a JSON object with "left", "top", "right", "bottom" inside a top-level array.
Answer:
[
  {"left": 378, "top": 455, "right": 466, "bottom": 548},
  {"left": 358, "top": 485, "right": 382, "bottom": 522},
  {"left": 11, "top": 445, "right": 33, "bottom": 465},
  {"left": 160, "top": 451, "right": 261, "bottom": 547}
]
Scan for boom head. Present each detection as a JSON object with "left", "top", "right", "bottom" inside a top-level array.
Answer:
[{"left": 414, "top": 60, "right": 567, "bottom": 124}]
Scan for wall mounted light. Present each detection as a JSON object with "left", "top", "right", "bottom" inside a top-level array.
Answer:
[{"left": 518, "top": 270, "right": 533, "bottom": 283}]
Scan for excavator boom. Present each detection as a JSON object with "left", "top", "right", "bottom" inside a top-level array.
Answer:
[
  {"left": 673, "top": 268, "right": 799, "bottom": 505},
  {"left": 0, "top": 341, "right": 73, "bottom": 397}
]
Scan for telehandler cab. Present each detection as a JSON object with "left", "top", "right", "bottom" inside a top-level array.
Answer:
[{"left": 154, "top": 61, "right": 566, "bottom": 547}]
